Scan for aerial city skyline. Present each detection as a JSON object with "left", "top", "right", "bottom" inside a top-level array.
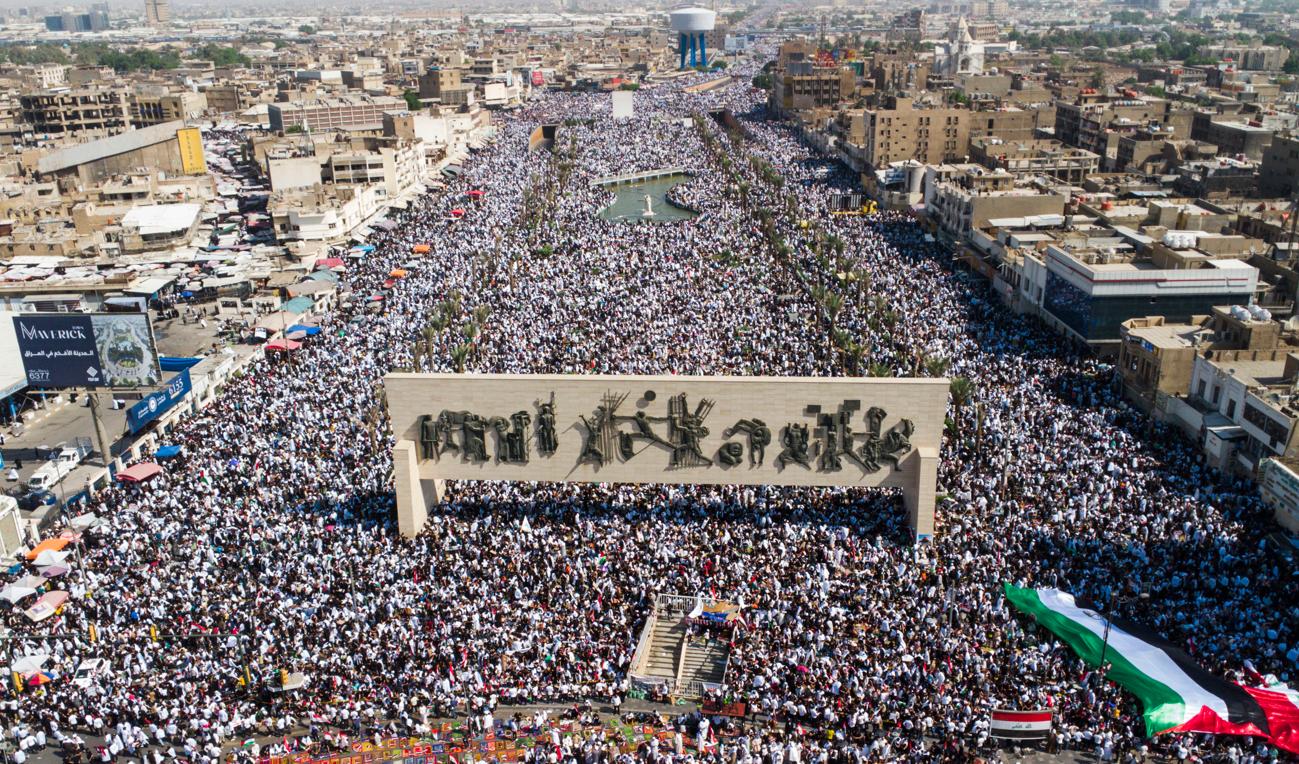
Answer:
[{"left": 0, "top": 1, "right": 1297, "bottom": 763}]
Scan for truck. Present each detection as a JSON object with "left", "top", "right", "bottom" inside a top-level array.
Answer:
[
  {"left": 25, "top": 464, "right": 63, "bottom": 492},
  {"left": 52, "top": 440, "right": 92, "bottom": 471}
]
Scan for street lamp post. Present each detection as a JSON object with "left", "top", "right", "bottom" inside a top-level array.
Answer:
[{"left": 1096, "top": 590, "right": 1150, "bottom": 683}]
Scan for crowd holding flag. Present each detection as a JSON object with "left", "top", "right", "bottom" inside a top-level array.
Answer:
[{"left": 1004, "top": 584, "right": 1299, "bottom": 754}]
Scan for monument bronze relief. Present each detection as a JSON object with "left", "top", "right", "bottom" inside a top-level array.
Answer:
[
  {"left": 726, "top": 418, "right": 771, "bottom": 466},
  {"left": 421, "top": 394, "right": 914, "bottom": 476},
  {"left": 535, "top": 395, "right": 558, "bottom": 456}
]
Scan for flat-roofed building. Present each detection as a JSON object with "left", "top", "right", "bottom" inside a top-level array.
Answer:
[
  {"left": 969, "top": 137, "right": 1099, "bottom": 183},
  {"left": 35, "top": 120, "right": 196, "bottom": 188},
  {"left": 20, "top": 88, "right": 132, "bottom": 138},
  {"left": 268, "top": 96, "right": 407, "bottom": 134}
]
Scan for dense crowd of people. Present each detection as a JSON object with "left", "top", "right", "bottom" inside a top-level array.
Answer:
[{"left": 1, "top": 48, "right": 1296, "bottom": 764}]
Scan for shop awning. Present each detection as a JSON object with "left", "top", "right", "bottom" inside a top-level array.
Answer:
[
  {"left": 285, "top": 324, "right": 321, "bottom": 336},
  {"left": 266, "top": 338, "right": 302, "bottom": 352},
  {"left": 315, "top": 257, "right": 345, "bottom": 269},
  {"left": 117, "top": 462, "right": 163, "bottom": 483},
  {"left": 155, "top": 445, "right": 183, "bottom": 459},
  {"left": 25, "top": 538, "right": 70, "bottom": 561}
]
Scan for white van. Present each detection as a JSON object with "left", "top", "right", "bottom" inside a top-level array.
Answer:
[{"left": 26, "top": 465, "right": 60, "bottom": 491}]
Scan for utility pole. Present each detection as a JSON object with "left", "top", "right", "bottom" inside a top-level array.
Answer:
[{"left": 86, "top": 392, "right": 112, "bottom": 469}]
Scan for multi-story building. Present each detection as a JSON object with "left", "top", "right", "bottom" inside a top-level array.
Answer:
[
  {"left": 770, "top": 61, "right": 855, "bottom": 116},
  {"left": 1259, "top": 133, "right": 1299, "bottom": 198},
  {"left": 1054, "top": 93, "right": 1187, "bottom": 163},
  {"left": 1118, "top": 305, "right": 1287, "bottom": 412},
  {"left": 144, "top": 0, "right": 170, "bottom": 26},
  {"left": 925, "top": 164, "right": 1067, "bottom": 240},
  {"left": 1038, "top": 234, "right": 1260, "bottom": 349},
  {"left": 19, "top": 88, "right": 131, "bottom": 138},
  {"left": 1174, "top": 158, "right": 1259, "bottom": 199},
  {"left": 418, "top": 68, "right": 464, "bottom": 102},
  {"left": 969, "top": 137, "right": 1100, "bottom": 183},
  {"left": 1191, "top": 113, "right": 1276, "bottom": 160},
  {"left": 44, "top": 9, "right": 107, "bottom": 31},
  {"left": 271, "top": 184, "right": 386, "bottom": 241},
  {"left": 966, "top": 106, "right": 1056, "bottom": 145},
  {"left": 130, "top": 89, "right": 206, "bottom": 127},
  {"left": 268, "top": 96, "right": 407, "bottom": 133},
  {"left": 325, "top": 139, "right": 425, "bottom": 197},
  {"left": 886, "top": 9, "right": 926, "bottom": 43},
  {"left": 839, "top": 96, "right": 970, "bottom": 170},
  {"left": 1201, "top": 44, "right": 1290, "bottom": 71}
]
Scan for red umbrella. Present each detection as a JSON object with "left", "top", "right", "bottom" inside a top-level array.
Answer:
[
  {"left": 467, "top": 190, "right": 484, "bottom": 198},
  {"left": 450, "top": 209, "right": 465, "bottom": 218}
]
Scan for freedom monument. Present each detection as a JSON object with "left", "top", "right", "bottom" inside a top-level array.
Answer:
[{"left": 385, "top": 373, "right": 948, "bottom": 540}]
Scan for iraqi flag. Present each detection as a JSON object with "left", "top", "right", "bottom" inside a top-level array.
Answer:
[
  {"left": 990, "top": 709, "right": 1053, "bottom": 740},
  {"left": 1003, "top": 584, "right": 1271, "bottom": 740}
]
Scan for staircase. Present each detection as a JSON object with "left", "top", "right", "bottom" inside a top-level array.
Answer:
[
  {"left": 629, "top": 594, "right": 733, "bottom": 698},
  {"left": 680, "top": 638, "right": 729, "bottom": 689},
  {"left": 641, "top": 615, "right": 687, "bottom": 680}
]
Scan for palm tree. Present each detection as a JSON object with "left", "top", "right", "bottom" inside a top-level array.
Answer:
[
  {"left": 948, "top": 377, "right": 976, "bottom": 441},
  {"left": 844, "top": 340, "right": 865, "bottom": 376},
  {"left": 420, "top": 325, "right": 438, "bottom": 367},
  {"left": 867, "top": 363, "right": 892, "bottom": 378},
  {"left": 473, "top": 305, "right": 490, "bottom": 325},
  {"left": 924, "top": 355, "right": 950, "bottom": 378},
  {"left": 450, "top": 344, "right": 470, "bottom": 373}
]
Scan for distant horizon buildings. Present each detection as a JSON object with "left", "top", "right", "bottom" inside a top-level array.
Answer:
[
  {"left": 144, "top": 0, "right": 169, "bottom": 26},
  {"left": 43, "top": 5, "right": 109, "bottom": 32}
]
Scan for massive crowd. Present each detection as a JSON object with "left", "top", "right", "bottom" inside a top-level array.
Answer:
[{"left": 1, "top": 49, "right": 1296, "bottom": 764}]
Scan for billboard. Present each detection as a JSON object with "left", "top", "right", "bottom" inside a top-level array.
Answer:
[
  {"left": 176, "top": 127, "right": 207, "bottom": 175},
  {"left": 127, "top": 369, "right": 191, "bottom": 434},
  {"left": 14, "top": 313, "right": 162, "bottom": 389}
]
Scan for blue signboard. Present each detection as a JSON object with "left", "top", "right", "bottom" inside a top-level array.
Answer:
[
  {"left": 127, "top": 370, "right": 191, "bottom": 434},
  {"left": 14, "top": 314, "right": 101, "bottom": 388}
]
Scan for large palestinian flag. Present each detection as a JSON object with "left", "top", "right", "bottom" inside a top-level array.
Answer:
[{"left": 1004, "top": 584, "right": 1297, "bottom": 753}]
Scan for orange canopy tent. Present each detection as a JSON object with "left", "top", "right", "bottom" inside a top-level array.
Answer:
[
  {"left": 411, "top": 244, "right": 431, "bottom": 255},
  {"left": 389, "top": 269, "right": 408, "bottom": 278},
  {"left": 25, "top": 538, "right": 69, "bottom": 561}
]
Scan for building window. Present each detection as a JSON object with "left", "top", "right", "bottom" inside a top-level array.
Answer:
[{"left": 1227, "top": 400, "right": 1237, "bottom": 418}]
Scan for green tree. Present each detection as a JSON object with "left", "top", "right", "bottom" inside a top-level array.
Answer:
[
  {"left": 298, "top": 24, "right": 316, "bottom": 35},
  {"left": 948, "top": 377, "right": 976, "bottom": 440},
  {"left": 195, "top": 44, "right": 249, "bottom": 68},
  {"left": 751, "top": 72, "right": 772, "bottom": 90},
  {"left": 402, "top": 89, "right": 421, "bottom": 110}
]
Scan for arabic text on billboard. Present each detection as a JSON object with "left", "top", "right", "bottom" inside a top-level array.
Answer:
[
  {"left": 127, "top": 370, "right": 191, "bottom": 434},
  {"left": 14, "top": 313, "right": 161, "bottom": 389}
]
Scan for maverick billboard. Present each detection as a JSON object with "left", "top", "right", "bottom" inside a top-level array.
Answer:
[{"left": 14, "top": 313, "right": 162, "bottom": 389}]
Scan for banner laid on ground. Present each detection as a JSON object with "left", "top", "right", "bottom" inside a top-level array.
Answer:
[
  {"left": 1003, "top": 584, "right": 1281, "bottom": 744},
  {"left": 989, "top": 709, "right": 1052, "bottom": 740}
]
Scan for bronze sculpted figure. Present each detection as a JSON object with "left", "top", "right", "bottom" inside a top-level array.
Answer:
[
  {"left": 418, "top": 414, "right": 440, "bottom": 460},
  {"left": 535, "top": 395, "right": 558, "bottom": 456},
  {"left": 717, "top": 441, "right": 744, "bottom": 466},
  {"left": 727, "top": 419, "right": 771, "bottom": 466},
  {"left": 776, "top": 423, "right": 811, "bottom": 469},
  {"left": 667, "top": 393, "right": 714, "bottom": 467},
  {"left": 880, "top": 419, "right": 915, "bottom": 467},
  {"left": 462, "top": 413, "right": 488, "bottom": 462}
]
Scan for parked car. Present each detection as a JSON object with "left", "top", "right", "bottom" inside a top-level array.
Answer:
[
  {"left": 16, "top": 489, "right": 56, "bottom": 511},
  {"left": 71, "top": 658, "right": 110, "bottom": 688}
]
